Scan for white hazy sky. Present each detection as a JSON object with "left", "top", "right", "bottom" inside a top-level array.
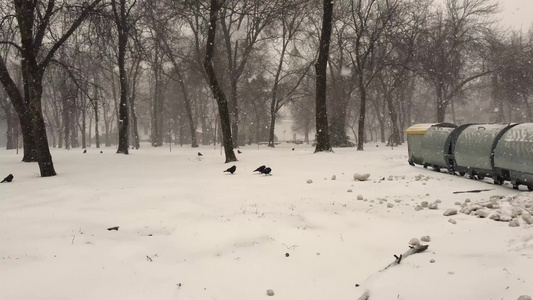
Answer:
[{"left": 497, "top": 0, "right": 533, "bottom": 30}]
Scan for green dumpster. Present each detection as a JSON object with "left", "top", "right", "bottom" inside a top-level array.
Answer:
[
  {"left": 421, "top": 125, "right": 457, "bottom": 171},
  {"left": 493, "top": 123, "right": 533, "bottom": 190},
  {"left": 405, "top": 123, "right": 455, "bottom": 166},
  {"left": 452, "top": 123, "right": 515, "bottom": 179}
]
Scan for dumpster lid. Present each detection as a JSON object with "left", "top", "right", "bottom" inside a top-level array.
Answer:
[{"left": 405, "top": 123, "right": 456, "bottom": 135}]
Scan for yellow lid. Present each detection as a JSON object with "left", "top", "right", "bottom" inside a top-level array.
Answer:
[{"left": 405, "top": 123, "right": 438, "bottom": 135}]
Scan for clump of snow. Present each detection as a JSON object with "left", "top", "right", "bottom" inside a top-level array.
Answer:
[
  {"left": 443, "top": 208, "right": 457, "bottom": 216},
  {"left": 347, "top": 189, "right": 353, "bottom": 193},
  {"left": 415, "top": 205, "right": 423, "bottom": 211},
  {"left": 509, "top": 219, "right": 520, "bottom": 227},
  {"left": 476, "top": 209, "right": 490, "bottom": 218},
  {"left": 357, "top": 194, "right": 364, "bottom": 200},
  {"left": 421, "top": 236, "right": 431, "bottom": 242},
  {"left": 267, "top": 289, "right": 275, "bottom": 296},
  {"left": 353, "top": 173, "right": 370, "bottom": 181},
  {"left": 518, "top": 295, "right": 532, "bottom": 300},
  {"left": 414, "top": 174, "right": 431, "bottom": 181},
  {"left": 409, "top": 238, "right": 420, "bottom": 246},
  {"left": 449, "top": 218, "right": 457, "bottom": 224},
  {"left": 460, "top": 204, "right": 483, "bottom": 214},
  {"left": 387, "top": 203, "right": 394, "bottom": 208},
  {"left": 421, "top": 201, "right": 429, "bottom": 208},
  {"left": 523, "top": 213, "right": 533, "bottom": 225},
  {"left": 306, "top": 179, "right": 313, "bottom": 184},
  {"left": 428, "top": 202, "right": 438, "bottom": 210},
  {"left": 459, "top": 193, "right": 533, "bottom": 225},
  {"left": 331, "top": 175, "right": 336, "bottom": 180}
]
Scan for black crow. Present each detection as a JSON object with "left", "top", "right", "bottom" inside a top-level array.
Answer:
[
  {"left": 237, "top": 150, "right": 242, "bottom": 154},
  {"left": 83, "top": 149, "right": 87, "bottom": 153},
  {"left": 261, "top": 167, "right": 272, "bottom": 175},
  {"left": 198, "top": 152, "right": 203, "bottom": 156},
  {"left": 292, "top": 148, "right": 295, "bottom": 151},
  {"left": 100, "top": 151, "right": 103, "bottom": 153},
  {"left": 253, "top": 165, "right": 266, "bottom": 173},
  {"left": 1, "top": 174, "right": 14, "bottom": 183},
  {"left": 224, "top": 165, "right": 237, "bottom": 174}
]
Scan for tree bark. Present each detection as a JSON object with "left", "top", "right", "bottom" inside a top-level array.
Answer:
[
  {"left": 314, "top": 0, "right": 333, "bottom": 153},
  {"left": 435, "top": 83, "right": 446, "bottom": 123},
  {"left": 0, "top": 60, "right": 38, "bottom": 161},
  {"left": 204, "top": 0, "right": 237, "bottom": 163},
  {"left": 357, "top": 74, "right": 367, "bottom": 150},
  {"left": 112, "top": 0, "right": 130, "bottom": 154}
]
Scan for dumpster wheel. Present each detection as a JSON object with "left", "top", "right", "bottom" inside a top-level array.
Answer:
[{"left": 492, "top": 176, "right": 504, "bottom": 185}]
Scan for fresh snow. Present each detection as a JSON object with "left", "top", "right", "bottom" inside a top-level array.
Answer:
[{"left": 1, "top": 143, "right": 532, "bottom": 300}]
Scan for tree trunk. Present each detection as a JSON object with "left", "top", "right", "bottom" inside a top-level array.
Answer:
[
  {"left": 314, "top": 0, "right": 333, "bottom": 153},
  {"left": 204, "top": 0, "right": 237, "bottom": 163},
  {"left": 3, "top": 101, "right": 16, "bottom": 149},
  {"left": 229, "top": 80, "right": 240, "bottom": 147},
  {"left": 385, "top": 92, "right": 400, "bottom": 145},
  {"left": 268, "top": 110, "right": 276, "bottom": 147},
  {"left": 0, "top": 62, "right": 39, "bottom": 160},
  {"left": 435, "top": 84, "right": 447, "bottom": 123},
  {"left": 81, "top": 103, "right": 86, "bottom": 148},
  {"left": 29, "top": 79, "right": 56, "bottom": 176},
  {"left": 113, "top": 0, "right": 130, "bottom": 154},
  {"left": 357, "top": 75, "right": 367, "bottom": 150}
]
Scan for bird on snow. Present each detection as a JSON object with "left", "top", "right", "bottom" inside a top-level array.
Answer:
[
  {"left": 83, "top": 149, "right": 87, "bottom": 153},
  {"left": 261, "top": 167, "right": 272, "bottom": 175},
  {"left": 1, "top": 174, "right": 14, "bottom": 183},
  {"left": 198, "top": 152, "right": 203, "bottom": 156},
  {"left": 237, "top": 150, "right": 242, "bottom": 154},
  {"left": 253, "top": 165, "right": 266, "bottom": 173},
  {"left": 224, "top": 165, "right": 237, "bottom": 174}
]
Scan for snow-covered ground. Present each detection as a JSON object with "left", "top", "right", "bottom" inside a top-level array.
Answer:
[{"left": 1, "top": 143, "right": 532, "bottom": 300}]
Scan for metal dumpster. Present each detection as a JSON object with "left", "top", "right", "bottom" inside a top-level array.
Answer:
[
  {"left": 421, "top": 125, "right": 457, "bottom": 171},
  {"left": 405, "top": 123, "right": 456, "bottom": 166},
  {"left": 493, "top": 123, "right": 533, "bottom": 190},
  {"left": 451, "top": 123, "right": 516, "bottom": 179}
]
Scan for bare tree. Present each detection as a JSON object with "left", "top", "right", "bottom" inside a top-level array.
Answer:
[
  {"left": 267, "top": 1, "right": 313, "bottom": 147},
  {"left": 0, "top": 0, "right": 102, "bottom": 176},
  {"left": 415, "top": 0, "right": 497, "bottom": 122},
  {"left": 346, "top": 0, "right": 400, "bottom": 151},
  {"left": 204, "top": 0, "right": 237, "bottom": 163},
  {"left": 111, "top": 0, "right": 137, "bottom": 154},
  {"left": 314, "top": 0, "right": 333, "bottom": 153},
  {"left": 219, "top": 0, "right": 282, "bottom": 147}
]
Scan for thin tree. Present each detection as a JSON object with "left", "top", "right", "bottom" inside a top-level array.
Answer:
[
  {"left": 314, "top": 0, "right": 333, "bottom": 153},
  {"left": 111, "top": 0, "right": 136, "bottom": 154},
  {"left": 0, "top": 0, "right": 102, "bottom": 176},
  {"left": 204, "top": 0, "right": 237, "bottom": 163}
]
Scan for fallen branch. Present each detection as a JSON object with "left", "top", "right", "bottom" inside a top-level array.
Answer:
[
  {"left": 453, "top": 189, "right": 493, "bottom": 194},
  {"left": 381, "top": 244, "right": 429, "bottom": 271},
  {"left": 357, "top": 243, "right": 429, "bottom": 299}
]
